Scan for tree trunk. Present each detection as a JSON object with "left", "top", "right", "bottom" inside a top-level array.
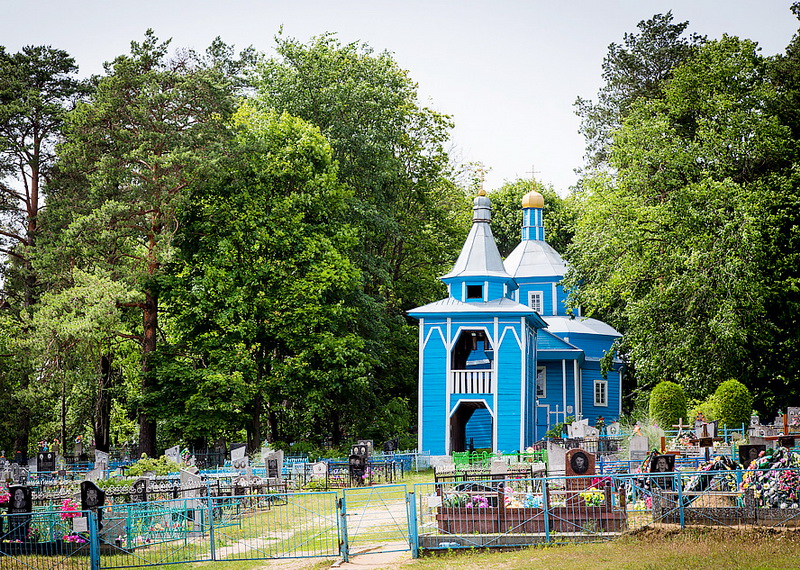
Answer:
[
  {"left": 12, "top": 371, "right": 31, "bottom": 463},
  {"left": 94, "top": 354, "right": 113, "bottom": 453},
  {"left": 246, "top": 394, "right": 263, "bottom": 454},
  {"left": 138, "top": 289, "right": 158, "bottom": 457}
]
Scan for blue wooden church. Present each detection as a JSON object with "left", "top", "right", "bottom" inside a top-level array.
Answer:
[{"left": 409, "top": 189, "right": 621, "bottom": 455}]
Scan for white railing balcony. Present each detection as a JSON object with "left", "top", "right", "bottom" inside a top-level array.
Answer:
[{"left": 451, "top": 369, "right": 493, "bottom": 394}]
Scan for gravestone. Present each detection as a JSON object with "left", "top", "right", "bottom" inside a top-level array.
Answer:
[
  {"left": 606, "top": 422, "right": 621, "bottom": 436},
  {"left": 629, "top": 434, "right": 650, "bottom": 462},
  {"left": 351, "top": 443, "right": 369, "bottom": 458},
  {"left": 94, "top": 450, "right": 109, "bottom": 474},
  {"left": 567, "top": 419, "right": 589, "bottom": 439},
  {"left": 382, "top": 438, "right": 399, "bottom": 454},
  {"left": 265, "top": 450, "right": 283, "bottom": 482},
  {"left": 565, "top": 448, "right": 595, "bottom": 491},
  {"left": 584, "top": 425, "right": 600, "bottom": 438},
  {"left": 81, "top": 480, "right": 106, "bottom": 530},
  {"left": 546, "top": 441, "right": 566, "bottom": 474},
  {"left": 312, "top": 461, "right": 328, "bottom": 480},
  {"left": 165, "top": 445, "right": 181, "bottom": 464},
  {"left": 37, "top": 451, "right": 56, "bottom": 473},
  {"left": 7, "top": 485, "right": 32, "bottom": 542},
  {"left": 356, "top": 440, "right": 374, "bottom": 454},
  {"left": 788, "top": 407, "right": 800, "bottom": 430},
  {"left": 489, "top": 459, "right": 507, "bottom": 477},
  {"left": 749, "top": 435, "right": 774, "bottom": 450},
  {"left": 649, "top": 454, "right": 676, "bottom": 490},
  {"left": 130, "top": 478, "right": 148, "bottom": 503},
  {"left": 739, "top": 444, "right": 766, "bottom": 468},
  {"left": 750, "top": 414, "right": 760, "bottom": 427},
  {"left": 348, "top": 454, "right": 367, "bottom": 486},
  {"left": 180, "top": 469, "right": 202, "bottom": 497},
  {"left": 231, "top": 445, "right": 249, "bottom": 470}
]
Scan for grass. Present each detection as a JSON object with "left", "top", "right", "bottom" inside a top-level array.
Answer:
[{"left": 409, "top": 527, "right": 800, "bottom": 569}]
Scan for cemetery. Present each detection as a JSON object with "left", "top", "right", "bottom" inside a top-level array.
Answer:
[{"left": 6, "top": 5, "right": 800, "bottom": 567}]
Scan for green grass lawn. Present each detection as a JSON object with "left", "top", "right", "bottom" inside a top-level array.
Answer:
[{"left": 147, "top": 527, "right": 800, "bottom": 570}]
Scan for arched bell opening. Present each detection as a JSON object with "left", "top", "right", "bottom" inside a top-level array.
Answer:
[{"left": 451, "top": 329, "right": 493, "bottom": 370}]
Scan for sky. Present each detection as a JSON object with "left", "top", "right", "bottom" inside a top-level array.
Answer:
[{"left": 3, "top": 1, "right": 799, "bottom": 193}]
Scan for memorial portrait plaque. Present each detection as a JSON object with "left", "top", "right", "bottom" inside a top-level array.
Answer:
[
  {"left": 569, "top": 451, "right": 590, "bottom": 475},
  {"left": 81, "top": 480, "right": 106, "bottom": 510},
  {"left": 779, "top": 435, "right": 796, "bottom": 448},
  {"left": 650, "top": 454, "right": 675, "bottom": 473},
  {"left": 7, "top": 485, "right": 32, "bottom": 542},
  {"left": 739, "top": 444, "right": 766, "bottom": 468},
  {"left": 7, "top": 485, "right": 31, "bottom": 514},
  {"left": 351, "top": 444, "right": 369, "bottom": 458},
  {"left": 267, "top": 458, "right": 279, "bottom": 479}
]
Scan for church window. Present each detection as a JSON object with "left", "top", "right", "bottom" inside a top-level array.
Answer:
[
  {"left": 528, "top": 291, "right": 543, "bottom": 313},
  {"left": 466, "top": 285, "right": 483, "bottom": 300},
  {"left": 594, "top": 379, "right": 608, "bottom": 407},
  {"left": 536, "top": 366, "right": 546, "bottom": 398}
]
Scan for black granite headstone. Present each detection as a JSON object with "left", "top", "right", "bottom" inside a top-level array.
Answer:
[
  {"left": 130, "top": 478, "right": 148, "bottom": 503},
  {"left": 6, "top": 485, "right": 31, "bottom": 542},
  {"left": 81, "top": 480, "right": 106, "bottom": 530},
  {"left": 37, "top": 452, "right": 56, "bottom": 472},
  {"left": 348, "top": 455, "right": 366, "bottom": 486},
  {"left": 739, "top": 444, "right": 766, "bottom": 468},
  {"left": 350, "top": 444, "right": 369, "bottom": 458},
  {"left": 382, "top": 438, "right": 399, "bottom": 454},
  {"left": 650, "top": 454, "right": 675, "bottom": 491}
]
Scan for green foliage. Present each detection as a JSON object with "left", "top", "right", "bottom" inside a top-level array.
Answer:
[
  {"left": 713, "top": 379, "right": 752, "bottom": 428},
  {"left": 688, "top": 396, "right": 717, "bottom": 423},
  {"left": 125, "top": 454, "right": 181, "bottom": 477},
  {"left": 575, "top": 12, "right": 704, "bottom": 168},
  {"left": 545, "top": 415, "right": 574, "bottom": 439},
  {"left": 489, "top": 179, "right": 576, "bottom": 256},
  {"left": 648, "top": 382, "right": 687, "bottom": 428},
  {"left": 566, "top": 33, "right": 800, "bottom": 407}
]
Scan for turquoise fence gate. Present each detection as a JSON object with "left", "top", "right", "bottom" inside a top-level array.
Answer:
[
  {"left": 340, "top": 484, "right": 417, "bottom": 561},
  {"left": 0, "top": 509, "right": 96, "bottom": 570},
  {"left": 95, "top": 491, "right": 340, "bottom": 568}
]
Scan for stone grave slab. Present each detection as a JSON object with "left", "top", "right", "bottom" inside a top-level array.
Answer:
[
  {"left": 546, "top": 441, "right": 566, "bottom": 474},
  {"left": 165, "top": 445, "right": 181, "bottom": 464},
  {"left": 629, "top": 434, "right": 649, "bottom": 462}
]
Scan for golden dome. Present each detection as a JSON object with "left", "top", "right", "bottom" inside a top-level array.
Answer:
[{"left": 522, "top": 190, "right": 544, "bottom": 208}]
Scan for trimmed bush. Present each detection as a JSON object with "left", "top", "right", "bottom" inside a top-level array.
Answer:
[
  {"left": 713, "top": 379, "right": 752, "bottom": 428},
  {"left": 648, "top": 381, "right": 687, "bottom": 429}
]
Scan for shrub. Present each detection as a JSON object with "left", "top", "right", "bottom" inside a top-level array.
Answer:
[
  {"left": 713, "top": 379, "right": 752, "bottom": 428},
  {"left": 688, "top": 395, "right": 717, "bottom": 422},
  {"left": 648, "top": 381, "right": 687, "bottom": 428},
  {"left": 126, "top": 454, "right": 181, "bottom": 477}
]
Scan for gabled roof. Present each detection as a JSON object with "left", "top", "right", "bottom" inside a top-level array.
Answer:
[
  {"left": 408, "top": 296, "right": 547, "bottom": 327},
  {"left": 441, "top": 221, "right": 511, "bottom": 280},
  {"left": 504, "top": 239, "right": 567, "bottom": 278},
  {"left": 543, "top": 315, "right": 621, "bottom": 337},
  {"left": 537, "top": 329, "right": 582, "bottom": 352}
]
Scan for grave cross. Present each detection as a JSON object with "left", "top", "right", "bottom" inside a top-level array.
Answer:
[
  {"left": 672, "top": 418, "right": 692, "bottom": 438},
  {"left": 688, "top": 423, "right": 723, "bottom": 461}
]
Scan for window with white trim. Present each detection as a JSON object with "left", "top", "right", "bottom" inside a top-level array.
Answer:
[
  {"left": 466, "top": 284, "right": 483, "bottom": 300},
  {"left": 528, "top": 291, "right": 543, "bottom": 313},
  {"left": 594, "top": 379, "right": 608, "bottom": 407},
  {"left": 536, "top": 366, "right": 546, "bottom": 398}
]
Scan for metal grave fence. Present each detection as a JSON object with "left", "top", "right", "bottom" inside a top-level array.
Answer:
[{"left": 10, "top": 468, "right": 800, "bottom": 567}]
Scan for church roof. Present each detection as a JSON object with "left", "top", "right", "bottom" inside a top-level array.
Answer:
[
  {"left": 441, "top": 219, "right": 511, "bottom": 279},
  {"left": 537, "top": 329, "right": 582, "bottom": 352},
  {"left": 409, "top": 296, "right": 546, "bottom": 324},
  {"left": 504, "top": 239, "right": 567, "bottom": 278},
  {"left": 542, "top": 315, "right": 621, "bottom": 337}
]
